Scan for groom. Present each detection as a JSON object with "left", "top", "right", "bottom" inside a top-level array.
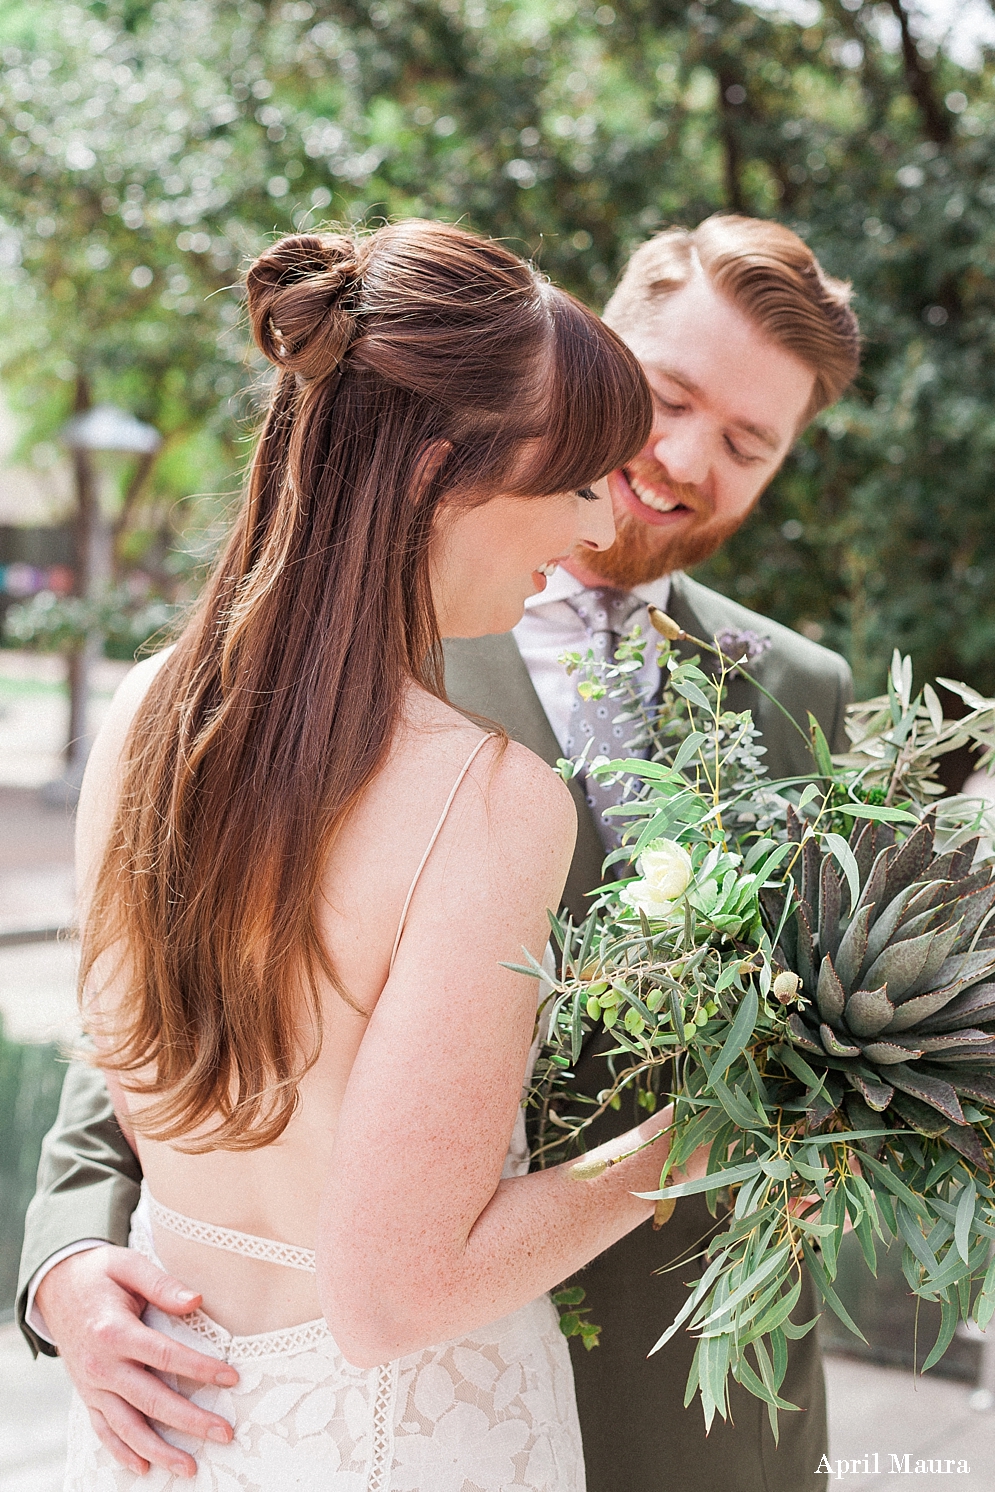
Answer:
[{"left": 18, "top": 214, "right": 857, "bottom": 1489}]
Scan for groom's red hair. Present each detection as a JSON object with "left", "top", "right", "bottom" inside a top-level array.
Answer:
[{"left": 604, "top": 214, "right": 860, "bottom": 425}]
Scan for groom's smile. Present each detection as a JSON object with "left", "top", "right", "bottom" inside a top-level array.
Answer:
[
  {"left": 564, "top": 272, "right": 818, "bottom": 590},
  {"left": 614, "top": 460, "right": 704, "bottom": 526}
]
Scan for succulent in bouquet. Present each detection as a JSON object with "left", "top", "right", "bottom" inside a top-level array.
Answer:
[
  {"left": 768, "top": 812, "right": 995, "bottom": 1162},
  {"left": 528, "top": 626, "right": 995, "bottom": 1434}
]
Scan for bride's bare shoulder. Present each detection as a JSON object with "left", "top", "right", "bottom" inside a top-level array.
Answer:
[
  {"left": 396, "top": 686, "right": 576, "bottom": 836},
  {"left": 76, "top": 648, "right": 175, "bottom": 882}
]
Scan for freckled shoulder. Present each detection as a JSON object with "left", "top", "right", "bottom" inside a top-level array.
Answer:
[
  {"left": 480, "top": 737, "right": 577, "bottom": 844},
  {"left": 76, "top": 647, "right": 175, "bottom": 890}
]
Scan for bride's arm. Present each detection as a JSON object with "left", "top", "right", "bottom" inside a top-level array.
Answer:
[{"left": 318, "top": 742, "right": 684, "bottom": 1367}]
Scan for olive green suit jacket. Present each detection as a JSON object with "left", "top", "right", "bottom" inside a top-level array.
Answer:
[{"left": 18, "top": 572, "right": 849, "bottom": 1490}]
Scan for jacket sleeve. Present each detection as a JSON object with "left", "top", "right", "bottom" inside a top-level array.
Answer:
[
  {"left": 828, "top": 655, "right": 855, "bottom": 755},
  {"left": 16, "top": 1061, "right": 142, "bottom": 1357}
]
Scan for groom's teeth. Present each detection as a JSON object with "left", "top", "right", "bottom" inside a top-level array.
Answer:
[
  {"left": 628, "top": 472, "right": 681, "bottom": 513},
  {"left": 537, "top": 561, "right": 558, "bottom": 576}
]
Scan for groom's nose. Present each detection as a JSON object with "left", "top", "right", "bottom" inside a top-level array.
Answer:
[{"left": 652, "top": 421, "right": 709, "bottom": 487}]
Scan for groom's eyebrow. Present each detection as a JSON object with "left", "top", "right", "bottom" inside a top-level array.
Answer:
[{"left": 652, "top": 367, "right": 781, "bottom": 451}]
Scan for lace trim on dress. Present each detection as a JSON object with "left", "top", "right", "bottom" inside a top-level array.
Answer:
[
  {"left": 368, "top": 1360, "right": 398, "bottom": 1491},
  {"left": 182, "top": 1308, "right": 334, "bottom": 1363},
  {"left": 147, "top": 1191, "right": 317, "bottom": 1272},
  {"left": 131, "top": 1209, "right": 332, "bottom": 1362}
]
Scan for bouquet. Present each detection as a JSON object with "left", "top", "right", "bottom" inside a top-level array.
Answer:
[{"left": 527, "top": 615, "right": 995, "bottom": 1435}]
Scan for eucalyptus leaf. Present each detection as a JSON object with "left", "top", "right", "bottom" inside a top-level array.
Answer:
[
  {"left": 822, "top": 833, "right": 859, "bottom": 920},
  {"left": 802, "top": 1241, "right": 868, "bottom": 1342},
  {"left": 637, "top": 1160, "right": 764, "bottom": 1202},
  {"left": 955, "top": 1179, "right": 977, "bottom": 1266},
  {"left": 835, "top": 804, "right": 919, "bottom": 825},
  {"left": 921, "top": 1294, "right": 959, "bottom": 1374}
]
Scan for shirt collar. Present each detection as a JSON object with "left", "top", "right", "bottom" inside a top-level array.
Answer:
[{"left": 522, "top": 566, "right": 674, "bottom": 612}]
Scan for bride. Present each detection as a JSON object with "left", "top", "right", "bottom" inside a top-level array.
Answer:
[{"left": 64, "top": 220, "right": 696, "bottom": 1490}]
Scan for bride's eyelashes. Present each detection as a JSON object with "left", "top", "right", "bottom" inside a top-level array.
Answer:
[{"left": 576, "top": 487, "right": 599, "bottom": 502}]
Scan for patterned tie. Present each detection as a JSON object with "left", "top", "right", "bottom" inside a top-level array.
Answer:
[{"left": 563, "top": 587, "right": 646, "bottom": 854}]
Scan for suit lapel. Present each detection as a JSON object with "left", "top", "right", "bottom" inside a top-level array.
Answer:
[
  {"left": 665, "top": 573, "right": 753, "bottom": 716},
  {"left": 441, "top": 633, "right": 606, "bottom": 922}
]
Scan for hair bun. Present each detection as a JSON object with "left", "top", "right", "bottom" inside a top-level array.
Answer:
[{"left": 247, "top": 234, "right": 361, "bottom": 380}]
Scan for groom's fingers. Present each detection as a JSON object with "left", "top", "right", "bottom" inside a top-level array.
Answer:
[
  {"left": 35, "top": 1244, "right": 237, "bottom": 1472},
  {"left": 86, "top": 1404, "right": 153, "bottom": 1477},
  {"left": 125, "top": 1312, "right": 238, "bottom": 1388},
  {"left": 89, "top": 1394, "right": 197, "bottom": 1479},
  {"left": 37, "top": 1245, "right": 239, "bottom": 1393},
  {"left": 100, "top": 1348, "right": 235, "bottom": 1441},
  {"left": 102, "top": 1247, "right": 211, "bottom": 1319}
]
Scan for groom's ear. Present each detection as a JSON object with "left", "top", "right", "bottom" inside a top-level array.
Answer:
[{"left": 410, "top": 439, "right": 454, "bottom": 504}]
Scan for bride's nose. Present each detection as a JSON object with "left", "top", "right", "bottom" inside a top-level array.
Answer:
[{"left": 576, "top": 489, "right": 617, "bottom": 553}]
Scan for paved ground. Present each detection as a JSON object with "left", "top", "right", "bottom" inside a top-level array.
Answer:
[
  {"left": 0, "top": 651, "right": 130, "bottom": 791},
  {"left": 0, "top": 651, "right": 127, "bottom": 1040},
  {"left": 0, "top": 1323, "right": 992, "bottom": 1491},
  {"left": 821, "top": 1352, "right": 994, "bottom": 1487},
  {"left": 0, "top": 779, "right": 80, "bottom": 1044},
  {"left": 0, "top": 1324, "right": 72, "bottom": 1492},
  {"left": 1, "top": 648, "right": 993, "bottom": 1485}
]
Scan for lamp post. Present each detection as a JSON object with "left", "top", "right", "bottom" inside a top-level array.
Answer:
[{"left": 55, "top": 403, "right": 161, "bottom": 798}]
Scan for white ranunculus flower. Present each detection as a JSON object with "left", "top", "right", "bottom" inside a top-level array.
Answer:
[{"left": 620, "top": 838, "right": 693, "bottom": 918}]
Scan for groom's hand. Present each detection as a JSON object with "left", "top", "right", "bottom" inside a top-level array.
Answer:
[{"left": 35, "top": 1245, "right": 238, "bottom": 1478}]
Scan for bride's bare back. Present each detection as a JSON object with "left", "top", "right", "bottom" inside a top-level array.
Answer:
[{"left": 79, "top": 658, "right": 572, "bottom": 1337}]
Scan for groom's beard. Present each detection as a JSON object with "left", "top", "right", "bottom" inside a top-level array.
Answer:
[{"left": 579, "top": 475, "right": 756, "bottom": 589}]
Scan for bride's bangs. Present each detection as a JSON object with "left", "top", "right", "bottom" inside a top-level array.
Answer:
[{"left": 508, "top": 288, "right": 652, "bottom": 499}]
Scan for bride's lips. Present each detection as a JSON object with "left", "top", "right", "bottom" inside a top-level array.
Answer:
[
  {"left": 612, "top": 466, "right": 697, "bottom": 529},
  {"left": 531, "top": 559, "right": 562, "bottom": 593}
]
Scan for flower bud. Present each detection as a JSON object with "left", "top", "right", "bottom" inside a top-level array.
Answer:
[
  {"left": 653, "top": 1197, "right": 676, "bottom": 1230},
  {"left": 648, "top": 606, "right": 685, "bottom": 641},
  {"left": 570, "top": 1156, "right": 609, "bottom": 1181},
  {"left": 773, "top": 970, "right": 802, "bottom": 1003},
  {"left": 619, "top": 839, "right": 693, "bottom": 919}
]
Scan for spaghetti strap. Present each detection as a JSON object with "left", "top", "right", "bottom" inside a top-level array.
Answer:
[
  {"left": 146, "top": 1185, "right": 317, "bottom": 1272},
  {"left": 389, "top": 732, "right": 496, "bottom": 973}
]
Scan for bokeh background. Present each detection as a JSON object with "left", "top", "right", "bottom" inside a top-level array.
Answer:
[{"left": 4, "top": 0, "right": 995, "bottom": 695}]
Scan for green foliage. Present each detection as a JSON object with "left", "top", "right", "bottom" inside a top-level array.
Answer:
[
  {"left": 0, "top": 1018, "right": 64, "bottom": 1314},
  {"left": 4, "top": 585, "right": 179, "bottom": 655},
  {"left": 2, "top": 0, "right": 995, "bottom": 689},
  {"left": 532, "top": 638, "right": 995, "bottom": 1427},
  {"left": 551, "top": 1284, "right": 602, "bottom": 1349}
]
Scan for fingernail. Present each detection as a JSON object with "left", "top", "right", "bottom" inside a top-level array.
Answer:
[
  {"left": 175, "top": 1289, "right": 198, "bottom": 1305},
  {"left": 208, "top": 1426, "right": 230, "bottom": 1443},
  {"left": 215, "top": 1369, "right": 238, "bottom": 1386}
]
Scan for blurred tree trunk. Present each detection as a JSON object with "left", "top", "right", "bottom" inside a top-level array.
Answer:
[
  {"left": 111, "top": 448, "right": 158, "bottom": 580},
  {"left": 714, "top": 63, "right": 748, "bottom": 214},
  {"left": 884, "top": 0, "right": 952, "bottom": 145},
  {"left": 66, "top": 374, "right": 98, "bottom": 780}
]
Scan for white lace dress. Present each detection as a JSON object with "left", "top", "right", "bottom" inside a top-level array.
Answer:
[
  {"left": 62, "top": 1127, "right": 584, "bottom": 1492},
  {"left": 62, "top": 739, "right": 585, "bottom": 1492}
]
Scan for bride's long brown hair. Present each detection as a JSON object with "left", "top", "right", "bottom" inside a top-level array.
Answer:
[{"left": 84, "top": 220, "right": 651, "bottom": 1150}]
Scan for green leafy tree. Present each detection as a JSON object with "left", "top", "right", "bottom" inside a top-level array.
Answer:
[{"left": 2, "top": 0, "right": 995, "bottom": 705}]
